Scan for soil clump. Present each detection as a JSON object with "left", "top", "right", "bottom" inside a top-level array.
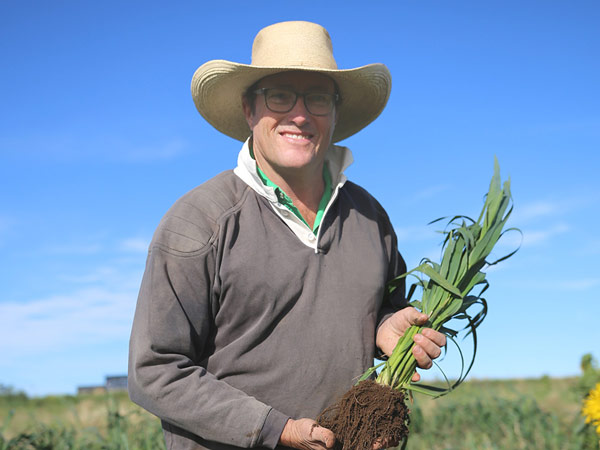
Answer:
[{"left": 317, "top": 380, "right": 410, "bottom": 450}]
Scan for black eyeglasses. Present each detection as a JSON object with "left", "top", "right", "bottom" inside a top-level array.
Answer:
[{"left": 253, "top": 88, "right": 339, "bottom": 116}]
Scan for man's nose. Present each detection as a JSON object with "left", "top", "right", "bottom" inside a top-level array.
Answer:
[{"left": 287, "top": 96, "right": 311, "bottom": 125}]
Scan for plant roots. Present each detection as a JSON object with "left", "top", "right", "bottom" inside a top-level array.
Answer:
[{"left": 317, "top": 380, "right": 410, "bottom": 450}]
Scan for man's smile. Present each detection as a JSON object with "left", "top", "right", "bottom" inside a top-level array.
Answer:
[{"left": 280, "top": 131, "right": 313, "bottom": 141}]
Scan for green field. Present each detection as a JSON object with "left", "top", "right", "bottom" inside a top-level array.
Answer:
[
  {"left": 407, "top": 376, "right": 597, "bottom": 449},
  {"left": 0, "top": 390, "right": 163, "bottom": 449},
  {"left": 1, "top": 376, "right": 598, "bottom": 449}
]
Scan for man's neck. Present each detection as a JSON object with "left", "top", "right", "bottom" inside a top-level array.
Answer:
[{"left": 257, "top": 160, "right": 325, "bottom": 228}]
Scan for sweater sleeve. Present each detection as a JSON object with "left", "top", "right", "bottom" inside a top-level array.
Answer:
[
  {"left": 375, "top": 207, "right": 409, "bottom": 358},
  {"left": 128, "top": 222, "right": 288, "bottom": 448}
]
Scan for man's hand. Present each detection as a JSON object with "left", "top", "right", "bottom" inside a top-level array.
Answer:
[
  {"left": 376, "top": 307, "right": 446, "bottom": 381},
  {"left": 279, "top": 418, "right": 335, "bottom": 450}
]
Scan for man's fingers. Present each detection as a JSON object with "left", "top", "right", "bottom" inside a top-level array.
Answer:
[
  {"left": 387, "top": 307, "right": 427, "bottom": 334},
  {"left": 413, "top": 333, "right": 442, "bottom": 359},
  {"left": 376, "top": 308, "right": 446, "bottom": 365},
  {"left": 372, "top": 438, "right": 384, "bottom": 449},
  {"left": 412, "top": 344, "right": 433, "bottom": 369},
  {"left": 413, "top": 329, "right": 448, "bottom": 369},
  {"left": 372, "top": 436, "right": 399, "bottom": 449},
  {"left": 406, "top": 309, "right": 429, "bottom": 326},
  {"left": 311, "top": 425, "right": 335, "bottom": 449},
  {"left": 421, "top": 327, "right": 447, "bottom": 347},
  {"left": 280, "top": 419, "right": 336, "bottom": 449}
]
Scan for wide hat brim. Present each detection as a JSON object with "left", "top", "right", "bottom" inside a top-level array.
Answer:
[{"left": 191, "top": 60, "right": 391, "bottom": 143}]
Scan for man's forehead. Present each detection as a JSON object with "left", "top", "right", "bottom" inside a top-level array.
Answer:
[{"left": 257, "top": 71, "right": 335, "bottom": 91}]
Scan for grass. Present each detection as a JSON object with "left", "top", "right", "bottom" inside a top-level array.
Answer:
[
  {"left": 413, "top": 376, "right": 581, "bottom": 423},
  {"left": 0, "top": 390, "right": 164, "bottom": 449},
  {"left": 405, "top": 376, "right": 599, "bottom": 450},
  {"left": 1, "top": 376, "right": 598, "bottom": 449}
]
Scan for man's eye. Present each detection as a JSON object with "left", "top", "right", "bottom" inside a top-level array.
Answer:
[
  {"left": 308, "top": 94, "right": 329, "bottom": 104},
  {"left": 269, "top": 91, "right": 293, "bottom": 103}
]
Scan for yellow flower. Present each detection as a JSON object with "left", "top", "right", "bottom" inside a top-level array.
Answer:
[{"left": 582, "top": 382, "right": 600, "bottom": 435}]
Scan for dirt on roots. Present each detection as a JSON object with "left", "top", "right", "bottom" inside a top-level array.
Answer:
[{"left": 317, "top": 380, "right": 410, "bottom": 450}]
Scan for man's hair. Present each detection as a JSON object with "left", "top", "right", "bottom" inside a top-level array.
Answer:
[{"left": 243, "top": 80, "right": 261, "bottom": 115}]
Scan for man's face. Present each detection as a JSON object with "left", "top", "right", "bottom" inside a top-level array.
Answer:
[{"left": 243, "top": 71, "right": 337, "bottom": 180}]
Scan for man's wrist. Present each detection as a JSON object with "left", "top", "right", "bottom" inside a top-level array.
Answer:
[
  {"left": 259, "top": 409, "right": 290, "bottom": 449},
  {"left": 279, "top": 418, "right": 295, "bottom": 447}
]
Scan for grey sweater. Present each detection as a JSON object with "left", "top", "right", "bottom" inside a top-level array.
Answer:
[{"left": 128, "top": 146, "right": 406, "bottom": 450}]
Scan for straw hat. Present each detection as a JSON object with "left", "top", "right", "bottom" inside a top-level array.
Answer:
[{"left": 191, "top": 21, "right": 391, "bottom": 143}]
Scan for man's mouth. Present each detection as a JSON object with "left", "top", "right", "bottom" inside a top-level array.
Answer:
[{"left": 281, "top": 132, "right": 313, "bottom": 140}]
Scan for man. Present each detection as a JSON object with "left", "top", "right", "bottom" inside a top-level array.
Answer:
[{"left": 128, "top": 21, "right": 446, "bottom": 450}]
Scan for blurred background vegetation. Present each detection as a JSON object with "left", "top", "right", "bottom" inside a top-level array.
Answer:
[{"left": 1, "top": 353, "right": 599, "bottom": 449}]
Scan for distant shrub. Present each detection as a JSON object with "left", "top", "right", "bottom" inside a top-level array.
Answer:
[{"left": 0, "top": 385, "right": 27, "bottom": 403}]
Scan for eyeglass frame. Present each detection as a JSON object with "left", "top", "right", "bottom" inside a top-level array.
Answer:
[{"left": 251, "top": 87, "right": 340, "bottom": 116}]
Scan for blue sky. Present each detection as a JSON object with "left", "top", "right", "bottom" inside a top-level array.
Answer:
[{"left": 1, "top": 1, "right": 599, "bottom": 396}]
